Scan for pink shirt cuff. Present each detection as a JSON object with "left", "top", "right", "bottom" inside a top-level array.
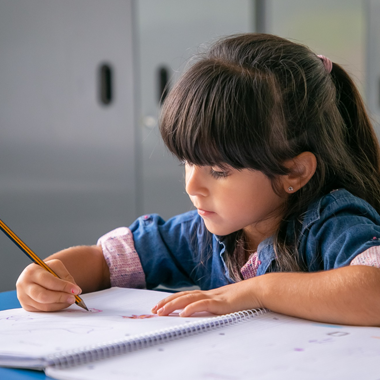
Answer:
[
  {"left": 240, "top": 252, "right": 260, "bottom": 280},
  {"left": 97, "top": 227, "right": 146, "bottom": 288},
  {"left": 350, "top": 246, "right": 380, "bottom": 268}
]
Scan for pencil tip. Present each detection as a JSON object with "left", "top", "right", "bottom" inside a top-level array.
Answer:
[{"left": 76, "top": 300, "right": 89, "bottom": 311}]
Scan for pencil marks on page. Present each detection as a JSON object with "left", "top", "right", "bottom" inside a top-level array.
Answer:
[
  {"left": 1, "top": 314, "right": 36, "bottom": 322},
  {"left": 64, "top": 308, "right": 103, "bottom": 313},
  {"left": 0, "top": 321, "right": 110, "bottom": 335},
  {"left": 122, "top": 314, "right": 157, "bottom": 319},
  {"left": 0, "top": 310, "right": 112, "bottom": 336}
]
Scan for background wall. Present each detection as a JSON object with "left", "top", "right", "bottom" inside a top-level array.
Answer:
[
  {"left": 269, "top": 0, "right": 365, "bottom": 93},
  {"left": 0, "top": 0, "right": 375, "bottom": 292}
]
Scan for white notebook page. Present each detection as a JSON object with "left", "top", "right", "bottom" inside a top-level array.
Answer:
[
  {"left": 47, "top": 310, "right": 380, "bottom": 380},
  {"left": 0, "top": 287, "right": 213, "bottom": 367}
]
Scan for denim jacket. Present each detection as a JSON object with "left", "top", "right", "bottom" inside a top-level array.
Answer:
[{"left": 130, "top": 189, "right": 380, "bottom": 290}]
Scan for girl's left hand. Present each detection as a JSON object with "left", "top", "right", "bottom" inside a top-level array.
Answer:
[{"left": 152, "top": 279, "right": 263, "bottom": 317}]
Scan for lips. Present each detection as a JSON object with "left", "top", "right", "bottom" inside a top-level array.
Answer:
[{"left": 197, "top": 208, "right": 215, "bottom": 216}]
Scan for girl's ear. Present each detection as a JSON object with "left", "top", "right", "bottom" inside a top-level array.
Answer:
[{"left": 282, "top": 152, "right": 317, "bottom": 194}]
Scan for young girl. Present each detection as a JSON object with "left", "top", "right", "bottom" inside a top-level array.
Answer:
[{"left": 17, "top": 33, "right": 380, "bottom": 326}]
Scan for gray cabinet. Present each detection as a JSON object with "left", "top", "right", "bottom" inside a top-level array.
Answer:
[{"left": 0, "top": 0, "right": 137, "bottom": 291}]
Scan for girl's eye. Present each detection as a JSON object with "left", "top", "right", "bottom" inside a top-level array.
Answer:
[{"left": 210, "top": 168, "right": 230, "bottom": 179}]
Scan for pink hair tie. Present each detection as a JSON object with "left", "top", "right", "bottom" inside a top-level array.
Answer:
[{"left": 317, "top": 55, "right": 333, "bottom": 73}]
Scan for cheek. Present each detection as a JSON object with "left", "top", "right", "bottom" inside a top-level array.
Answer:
[{"left": 224, "top": 177, "right": 282, "bottom": 214}]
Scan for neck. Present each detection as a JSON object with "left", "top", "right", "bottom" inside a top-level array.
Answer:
[{"left": 242, "top": 217, "right": 282, "bottom": 256}]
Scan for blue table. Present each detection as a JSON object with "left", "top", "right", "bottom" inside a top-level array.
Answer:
[{"left": 0, "top": 291, "right": 52, "bottom": 380}]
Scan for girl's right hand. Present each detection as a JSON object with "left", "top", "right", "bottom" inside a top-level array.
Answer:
[{"left": 16, "top": 259, "right": 82, "bottom": 312}]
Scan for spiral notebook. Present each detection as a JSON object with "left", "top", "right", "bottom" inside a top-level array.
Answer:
[
  {"left": 0, "top": 288, "right": 266, "bottom": 371},
  {"left": 1, "top": 287, "right": 380, "bottom": 380}
]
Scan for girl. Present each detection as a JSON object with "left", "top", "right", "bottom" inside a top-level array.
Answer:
[{"left": 17, "top": 34, "right": 380, "bottom": 326}]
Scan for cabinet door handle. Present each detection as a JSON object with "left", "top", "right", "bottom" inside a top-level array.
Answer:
[
  {"left": 158, "top": 66, "right": 170, "bottom": 105},
  {"left": 99, "top": 63, "right": 113, "bottom": 105}
]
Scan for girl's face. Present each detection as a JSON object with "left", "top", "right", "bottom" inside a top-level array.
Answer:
[{"left": 185, "top": 163, "right": 287, "bottom": 248}]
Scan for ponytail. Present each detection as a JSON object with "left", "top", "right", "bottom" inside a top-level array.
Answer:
[{"left": 331, "top": 63, "right": 380, "bottom": 212}]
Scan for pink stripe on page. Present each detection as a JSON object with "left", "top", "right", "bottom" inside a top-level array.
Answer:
[
  {"left": 97, "top": 227, "right": 146, "bottom": 288},
  {"left": 350, "top": 245, "right": 380, "bottom": 268}
]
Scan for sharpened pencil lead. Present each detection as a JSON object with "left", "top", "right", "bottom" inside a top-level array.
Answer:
[{"left": 76, "top": 299, "right": 89, "bottom": 311}]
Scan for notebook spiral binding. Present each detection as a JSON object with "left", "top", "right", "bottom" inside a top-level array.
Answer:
[{"left": 47, "top": 308, "right": 267, "bottom": 369}]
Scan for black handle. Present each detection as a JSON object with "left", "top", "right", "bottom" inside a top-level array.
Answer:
[
  {"left": 99, "top": 63, "right": 113, "bottom": 105},
  {"left": 158, "top": 66, "right": 170, "bottom": 105}
]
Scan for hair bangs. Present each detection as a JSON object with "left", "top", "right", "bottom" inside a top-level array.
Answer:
[{"left": 160, "top": 59, "right": 288, "bottom": 174}]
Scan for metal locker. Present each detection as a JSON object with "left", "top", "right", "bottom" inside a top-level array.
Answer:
[{"left": 0, "top": 0, "right": 137, "bottom": 291}]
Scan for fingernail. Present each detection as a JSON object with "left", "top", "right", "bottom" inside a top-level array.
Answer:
[
  {"left": 67, "top": 296, "right": 75, "bottom": 304},
  {"left": 157, "top": 307, "right": 164, "bottom": 315},
  {"left": 152, "top": 304, "right": 158, "bottom": 312},
  {"left": 72, "top": 287, "right": 81, "bottom": 295}
]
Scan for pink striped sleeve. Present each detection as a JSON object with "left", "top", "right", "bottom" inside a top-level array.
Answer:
[
  {"left": 240, "top": 252, "right": 260, "bottom": 280},
  {"left": 97, "top": 227, "right": 146, "bottom": 289},
  {"left": 350, "top": 246, "right": 380, "bottom": 268}
]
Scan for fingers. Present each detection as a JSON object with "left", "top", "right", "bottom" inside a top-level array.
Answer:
[
  {"left": 18, "top": 283, "right": 77, "bottom": 312},
  {"left": 151, "top": 281, "right": 261, "bottom": 318},
  {"left": 152, "top": 290, "right": 214, "bottom": 317},
  {"left": 29, "top": 282, "right": 77, "bottom": 305},
  {"left": 151, "top": 291, "right": 193, "bottom": 314},
  {"left": 180, "top": 299, "right": 222, "bottom": 317},
  {"left": 152, "top": 291, "right": 194, "bottom": 312},
  {"left": 16, "top": 260, "right": 82, "bottom": 312},
  {"left": 43, "top": 259, "right": 80, "bottom": 292}
]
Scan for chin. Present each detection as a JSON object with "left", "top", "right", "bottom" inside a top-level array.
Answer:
[{"left": 203, "top": 221, "right": 235, "bottom": 237}]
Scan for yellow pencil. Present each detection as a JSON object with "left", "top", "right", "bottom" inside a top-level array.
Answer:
[{"left": 0, "top": 219, "right": 88, "bottom": 311}]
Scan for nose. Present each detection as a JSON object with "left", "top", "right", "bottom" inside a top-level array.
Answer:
[{"left": 185, "top": 165, "right": 208, "bottom": 197}]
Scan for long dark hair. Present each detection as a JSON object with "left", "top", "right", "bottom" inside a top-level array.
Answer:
[{"left": 160, "top": 33, "right": 380, "bottom": 273}]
